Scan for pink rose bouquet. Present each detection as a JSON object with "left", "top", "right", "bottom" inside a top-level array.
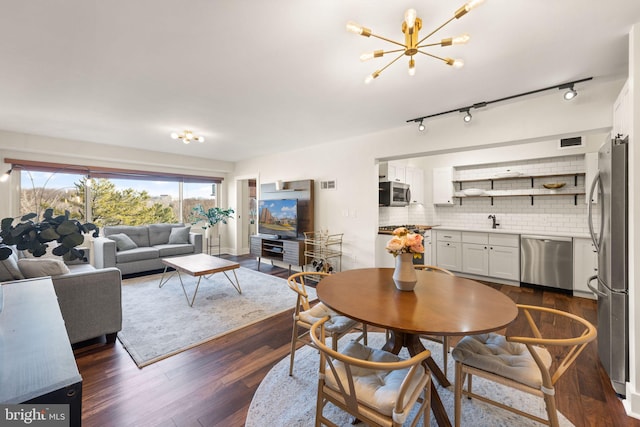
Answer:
[{"left": 385, "top": 227, "right": 424, "bottom": 258}]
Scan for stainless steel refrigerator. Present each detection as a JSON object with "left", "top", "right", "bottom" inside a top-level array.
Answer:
[{"left": 587, "top": 135, "right": 629, "bottom": 397}]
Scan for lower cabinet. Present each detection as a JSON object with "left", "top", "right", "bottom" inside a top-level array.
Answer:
[
  {"left": 435, "top": 230, "right": 462, "bottom": 271},
  {"left": 438, "top": 229, "right": 520, "bottom": 282}
]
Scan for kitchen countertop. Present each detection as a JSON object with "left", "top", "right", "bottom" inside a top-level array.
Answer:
[
  {"left": 378, "top": 225, "right": 438, "bottom": 235},
  {"left": 431, "top": 226, "right": 591, "bottom": 239}
]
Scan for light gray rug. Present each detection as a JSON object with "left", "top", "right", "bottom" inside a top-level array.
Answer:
[
  {"left": 118, "top": 267, "right": 313, "bottom": 367},
  {"left": 246, "top": 333, "right": 574, "bottom": 427}
]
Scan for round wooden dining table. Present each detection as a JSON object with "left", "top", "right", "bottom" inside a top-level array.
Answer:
[{"left": 316, "top": 267, "right": 518, "bottom": 427}]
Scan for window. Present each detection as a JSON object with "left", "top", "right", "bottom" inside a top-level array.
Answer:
[
  {"left": 20, "top": 170, "right": 87, "bottom": 219},
  {"left": 90, "top": 178, "right": 180, "bottom": 227},
  {"left": 10, "top": 159, "right": 223, "bottom": 228},
  {"left": 183, "top": 182, "right": 217, "bottom": 225}
]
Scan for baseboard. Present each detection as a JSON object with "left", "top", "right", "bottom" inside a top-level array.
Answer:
[{"left": 624, "top": 383, "right": 640, "bottom": 420}]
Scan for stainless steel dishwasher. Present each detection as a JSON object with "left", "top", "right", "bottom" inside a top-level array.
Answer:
[{"left": 520, "top": 235, "right": 573, "bottom": 291}]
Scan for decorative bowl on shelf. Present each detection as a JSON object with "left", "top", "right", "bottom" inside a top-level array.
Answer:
[
  {"left": 463, "top": 188, "right": 485, "bottom": 196},
  {"left": 542, "top": 183, "right": 566, "bottom": 189}
]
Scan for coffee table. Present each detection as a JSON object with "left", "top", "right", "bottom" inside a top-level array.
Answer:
[{"left": 159, "top": 253, "right": 241, "bottom": 307}]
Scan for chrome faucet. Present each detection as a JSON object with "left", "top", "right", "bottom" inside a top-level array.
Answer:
[{"left": 488, "top": 214, "right": 499, "bottom": 229}]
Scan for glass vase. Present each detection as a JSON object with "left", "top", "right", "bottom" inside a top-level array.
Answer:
[{"left": 393, "top": 252, "right": 418, "bottom": 291}]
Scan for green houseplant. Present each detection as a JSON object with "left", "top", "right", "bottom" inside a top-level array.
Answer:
[
  {"left": 0, "top": 208, "right": 99, "bottom": 261},
  {"left": 190, "top": 205, "right": 235, "bottom": 233}
]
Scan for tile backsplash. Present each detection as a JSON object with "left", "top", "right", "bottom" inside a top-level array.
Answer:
[{"left": 379, "top": 154, "right": 598, "bottom": 236}]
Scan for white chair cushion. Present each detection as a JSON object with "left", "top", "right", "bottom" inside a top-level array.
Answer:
[
  {"left": 452, "top": 333, "right": 552, "bottom": 389},
  {"left": 325, "top": 341, "right": 427, "bottom": 417},
  {"left": 298, "top": 302, "right": 358, "bottom": 332}
]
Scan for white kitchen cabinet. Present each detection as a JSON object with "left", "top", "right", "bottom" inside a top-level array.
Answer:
[
  {"left": 375, "top": 234, "right": 395, "bottom": 268},
  {"left": 435, "top": 230, "right": 462, "bottom": 271},
  {"left": 462, "top": 243, "right": 489, "bottom": 275},
  {"left": 436, "top": 229, "right": 519, "bottom": 282},
  {"left": 405, "top": 166, "right": 425, "bottom": 204},
  {"left": 379, "top": 162, "right": 406, "bottom": 183},
  {"left": 433, "top": 166, "right": 454, "bottom": 205},
  {"left": 573, "top": 237, "right": 597, "bottom": 299},
  {"left": 489, "top": 245, "right": 520, "bottom": 280},
  {"left": 613, "top": 79, "right": 630, "bottom": 139}
]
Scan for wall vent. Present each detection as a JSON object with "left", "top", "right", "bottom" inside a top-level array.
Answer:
[
  {"left": 320, "top": 180, "right": 337, "bottom": 190},
  {"left": 558, "top": 136, "right": 583, "bottom": 149}
]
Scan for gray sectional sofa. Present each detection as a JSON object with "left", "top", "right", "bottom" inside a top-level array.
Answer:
[
  {"left": 93, "top": 223, "right": 203, "bottom": 275},
  {"left": 0, "top": 249, "right": 122, "bottom": 345}
]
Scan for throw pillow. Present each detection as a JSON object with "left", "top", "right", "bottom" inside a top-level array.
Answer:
[
  {"left": 0, "top": 247, "right": 25, "bottom": 281},
  {"left": 107, "top": 233, "right": 138, "bottom": 251},
  {"left": 17, "top": 258, "right": 71, "bottom": 279},
  {"left": 168, "top": 226, "right": 191, "bottom": 244}
]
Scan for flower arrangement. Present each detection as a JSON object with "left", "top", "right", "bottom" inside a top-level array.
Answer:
[{"left": 385, "top": 227, "right": 424, "bottom": 258}]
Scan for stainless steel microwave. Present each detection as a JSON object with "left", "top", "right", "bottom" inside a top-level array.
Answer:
[{"left": 379, "top": 181, "right": 411, "bottom": 207}]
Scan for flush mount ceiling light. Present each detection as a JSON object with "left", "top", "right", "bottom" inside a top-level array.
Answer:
[
  {"left": 170, "top": 130, "right": 204, "bottom": 144},
  {"left": 346, "top": 0, "right": 485, "bottom": 84},
  {"left": 559, "top": 83, "right": 578, "bottom": 100}
]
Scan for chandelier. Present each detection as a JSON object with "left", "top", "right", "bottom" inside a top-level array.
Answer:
[
  {"left": 170, "top": 130, "right": 204, "bottom": 144},
  {"left": 346, "top": 0, "right": 485, "bottom": 84}
]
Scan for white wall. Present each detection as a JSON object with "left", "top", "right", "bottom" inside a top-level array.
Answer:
[
  {"left": 232, "top": 78, "right": 621, "bottom": 271},
  {"left": 0, "top": 130, "right": 234, "bottom": 220},
  {"left": 626, "top": 22, "right": 640, "bottom": 418}
]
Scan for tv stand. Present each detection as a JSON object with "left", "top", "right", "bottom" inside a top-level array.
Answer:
[{"left": 250, "top": 235, "right": 304, "bottom": 275}]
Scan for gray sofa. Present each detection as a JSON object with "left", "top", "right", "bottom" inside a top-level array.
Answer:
[
  {"left": 93, "top": 223, "right": 203, "bottom": 275},
  {"left": 0, "top": 250, "right": 122, "bottom": 345}
]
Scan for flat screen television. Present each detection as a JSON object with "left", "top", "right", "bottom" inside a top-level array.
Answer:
[{"left": 258, "top": 199, "right": 298, "bottom": 239}]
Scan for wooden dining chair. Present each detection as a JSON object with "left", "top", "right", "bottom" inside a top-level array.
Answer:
[
  {"left": 451, "top": 304, "right": 597, "bottom": 427},
  {"left": 287, "top": 271, "right": 367, "bottom": 376},
  {"left": 310, "top": 317, "right": 431, "bottom": 427},
  {"left": 415, "top": 264, "right": 455, "bottom": 378}
]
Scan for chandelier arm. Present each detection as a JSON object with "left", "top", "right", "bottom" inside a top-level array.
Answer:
[
  {"left": 416, "top": 50, "right": 451, "bottom": 64},
  {"left": 416, "top": 16, "right": 456, "bottom": 46},
  {"left": 380, "top": 48, "right": 406, "bottom": 55},
  {"left": 416, "top": 42, "right": 446, "bottom": 49},
  {"left": 376, "top": 52, "right": 406, "bottom": 75},
  {"left": 369, "top": 33, "right": 407, "bottom": 48}
]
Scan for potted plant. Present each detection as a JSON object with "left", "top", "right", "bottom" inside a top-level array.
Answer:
[
  {"left": 190, "top": 205, "right": 235, "bottom": 254},
  {"left": 0, "top": 208, "right": 99, "bottom": 261}
]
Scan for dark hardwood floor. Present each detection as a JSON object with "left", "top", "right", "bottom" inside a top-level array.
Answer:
[{"left": 74, "top": 255, "right": 637, "bottom": 427}]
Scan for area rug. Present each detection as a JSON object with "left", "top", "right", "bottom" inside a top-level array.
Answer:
[
  {"left": 246, "top": 333, "right": 574, "bottom": 427},
  {"left": 118, "top": 267, "right": 313, "bottom": 367}
]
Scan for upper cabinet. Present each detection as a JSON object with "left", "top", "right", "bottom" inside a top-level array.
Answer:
[
  {"left": 405, "top": 166, "right": 425, "bottom": 204},
  {"left": 612, "top": 79, "right": 630, "bottom": 139},
  {"left": 379, "top": 162, "right": 406, "bottom": 183},
  {"left": 433, "top": 166, "right": 454, "bottom": 205}
]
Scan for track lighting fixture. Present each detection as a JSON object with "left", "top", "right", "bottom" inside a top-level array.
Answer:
[
  {"left": 559, "top": 83, "right": 577, "bottom": 100},
  {"left": 406, "top": 77, "right": 592, "bottom": 126},
  {"left": 0, "top": 168, "right": 12, "bottom": 183},
  {"left": 418, "top": 120, "right": 426, "bottom": 131}
]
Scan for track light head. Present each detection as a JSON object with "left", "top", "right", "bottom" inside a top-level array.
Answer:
[
  {"left": 559, "top": 83, "right": 577, "bottom": 101},
  {"left": 418, "top": 120, "right": 425, "bottom": 131},
  {"left": 462, "top": 109, "right": 472, "bottom": 123}
]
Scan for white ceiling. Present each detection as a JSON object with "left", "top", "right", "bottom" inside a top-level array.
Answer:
[{"left": 0, "top": 0, "right": 639, "bottom": 162}]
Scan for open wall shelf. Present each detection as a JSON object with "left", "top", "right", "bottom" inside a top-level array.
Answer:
[{"left": 453, "top": 172, "right": 585, "bottom": 206}]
